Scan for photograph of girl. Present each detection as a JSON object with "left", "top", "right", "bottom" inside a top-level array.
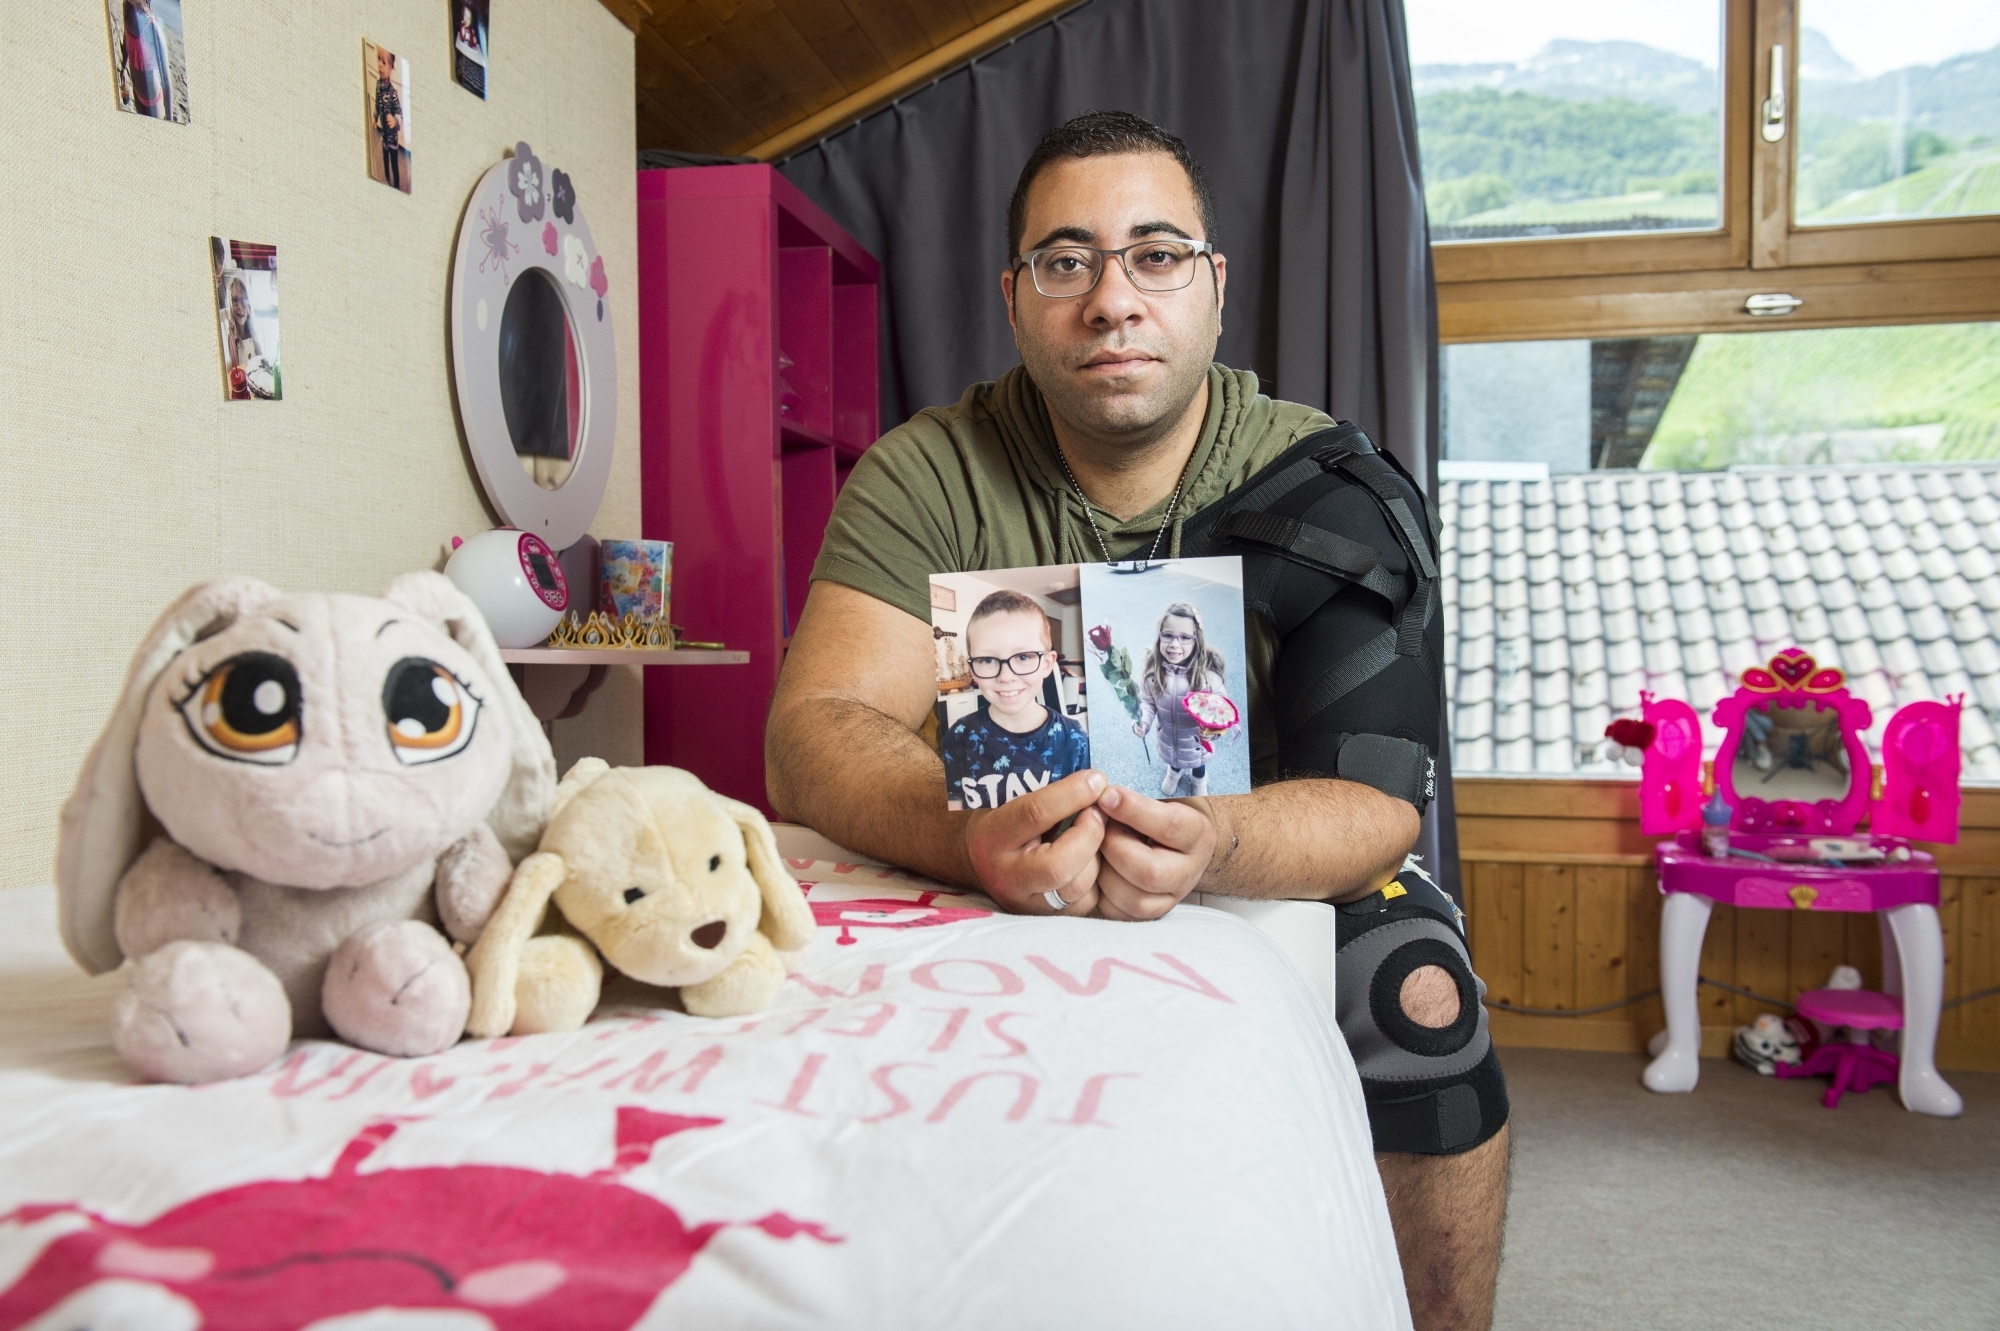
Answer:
[
  {"left": 210, "top": 238, "right": 281, "bottom": 401},
  {"left": 1079, "top": 556, "right": 1249, "bottom": 798},
  {"left": 105, "top": 0, "right": 189, "bottom": 123}
]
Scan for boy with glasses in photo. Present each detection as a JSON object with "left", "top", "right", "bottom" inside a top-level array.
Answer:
[{"left": 942, "top": 590, "right": 1090, "bottom": 811}]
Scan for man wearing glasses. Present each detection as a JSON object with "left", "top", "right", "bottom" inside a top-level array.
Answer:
[{"left": 767, "top": 111, "right": 1506, "bottom": 1329}]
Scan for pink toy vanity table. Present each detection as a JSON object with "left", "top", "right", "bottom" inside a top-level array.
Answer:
[{"left": 1636, "top": 649, "right": 1965, "bottom": 1117}]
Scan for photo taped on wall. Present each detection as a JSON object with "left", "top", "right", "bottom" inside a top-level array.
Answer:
[
  {"left": 364, "top": 40, "right": 412, "bottom": 194},
  {"left": 105, "top": 0, "right": 188, "bottom": 123},
  {"left": 452, "top": 0, "right": 490, "bottom": 99},
  {"left": 210, "top": 239, "right": 281, "bottom": 401}
]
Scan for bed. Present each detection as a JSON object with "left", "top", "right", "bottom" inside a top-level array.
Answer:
[{"left": 0, "top": 828, "right": 1409, "bottom": 1330}]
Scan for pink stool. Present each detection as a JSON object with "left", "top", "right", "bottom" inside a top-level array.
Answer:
[{"left": 1776, "top": 989, "right": 1902, "bottom": 1108}]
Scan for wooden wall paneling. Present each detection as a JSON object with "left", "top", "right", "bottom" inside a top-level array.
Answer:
[
  {"left": 1847, "top": 913, "right": 1883, "bottom": 992},
  {"left": 1626, "top": 868, "right": 1664, "bottom": 1033},
  {"left": 1522, "top": 864, "right": 1577, "bottom": 1011},
  {"left": 1469, "top": 861, "right": 1525, "bottom": 1008},
  {"left": 1938, "top": 877, "right": 1965, "bottom": 1041},
  {"left": 1960, "top": 877, "right": 2000, "bottom": 1046},
  {"left": 1732, "top": 904, "right": 1793, "bottom": 1024},
  {"left": 1698, "top": 904, "right": 1738, "bottom": 1033},
  {"left": 1787, "top": 908, "right": 1849, "bottom": 1008},
  {"left": 1573, "top": 864, "right": 1629, "bottom": 1012}
]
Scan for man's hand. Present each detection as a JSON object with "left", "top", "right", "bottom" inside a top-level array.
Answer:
[
  {"left": 1092, "top": 786, "right": 1219, "bottom": 921},
  {"left": 965, "top": 770, "right": 1109, "bottom": 916}
]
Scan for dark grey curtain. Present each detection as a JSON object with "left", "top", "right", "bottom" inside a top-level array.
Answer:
[{"left": 780, "top": 0, "right": 1460, "bottom": 901}]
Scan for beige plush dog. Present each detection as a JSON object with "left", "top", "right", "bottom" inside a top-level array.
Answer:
[
  {"left": 467, "top": 761, "right": 816, "bottom": 1036},
  {"left": 57, "top": 573, "right": 554, "bottom": 1083}
]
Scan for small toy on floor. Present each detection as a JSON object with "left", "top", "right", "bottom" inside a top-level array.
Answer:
[
  {"left": 1732, "top": 1013, "right": 1810, "bottom": 1075},
  {"left": 467, "top": 760, "right": 817, "bottom": 1036},
  {"left": 56, "top": 574, "right": 555, "bottom": 1084}
]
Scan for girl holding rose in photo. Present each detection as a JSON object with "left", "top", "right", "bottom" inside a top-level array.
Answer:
[{"left": 1132, "top": 601, "right": 1235, "bottom": 797}]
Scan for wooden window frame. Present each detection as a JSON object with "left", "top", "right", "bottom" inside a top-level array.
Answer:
[{"left": 1433, "top": 0, "right": 2000, "bottom": 343}]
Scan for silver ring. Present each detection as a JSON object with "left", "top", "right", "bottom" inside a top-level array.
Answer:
[{"left": 1043, "top": 888, "right": 1069, "bottom": 913}]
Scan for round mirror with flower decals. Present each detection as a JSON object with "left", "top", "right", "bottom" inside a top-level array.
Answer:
[{"left": 450, "top": 141, "right": 616, "bottom": 548}]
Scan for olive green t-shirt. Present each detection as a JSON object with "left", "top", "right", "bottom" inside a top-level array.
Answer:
[{"left": 810, "top": 363, "right": 1336, "bottom": 780}]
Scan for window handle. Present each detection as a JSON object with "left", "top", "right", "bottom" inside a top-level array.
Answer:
[
  {"left": 1761, "top": 44, "right": 1787, "bottom": 142},
  {"left": 1745, "top": 293, "right": 1803, "bottom": 316}
]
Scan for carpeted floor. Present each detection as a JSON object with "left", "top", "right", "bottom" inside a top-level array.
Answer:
[{"left": 1495, "top": 1047, "right": 2000, "bottom": 1331}]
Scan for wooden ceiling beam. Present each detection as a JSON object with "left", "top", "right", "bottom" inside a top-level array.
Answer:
[{"left": 746, "top": 0, "right": 1086, "bottom": 161}]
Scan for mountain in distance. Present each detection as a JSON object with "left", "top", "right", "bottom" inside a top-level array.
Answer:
[
  {"left": 1414, "top": 39, "right": 1715, "bottom": 116},
  {"left": 1415, "top": 32, "right": 2000, "bottom": 139},
  {"left": 1798, "top": 36, "right": 2000, "bottom": 143}
]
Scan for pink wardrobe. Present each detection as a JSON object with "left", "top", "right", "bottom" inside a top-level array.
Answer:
[{"left": 638, "top": 165, "right": 880, "bottom": 810}]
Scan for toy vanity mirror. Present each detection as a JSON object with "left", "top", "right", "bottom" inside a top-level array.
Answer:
[
  {"left": 1713, "top": 649, "right": 1873, "bottom": 834},
  {"left": 451, "top": 142, "right": 615, "bottom": 548},
  {"left": 1731, "top": 701, "right": 1853, "bottom": 804}
]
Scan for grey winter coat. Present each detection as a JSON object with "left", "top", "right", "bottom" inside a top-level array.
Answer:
[{"left": 1140, "top": 662, "right": 1208, "bottom": 769}]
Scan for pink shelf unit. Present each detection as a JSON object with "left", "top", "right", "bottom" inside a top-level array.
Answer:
[{"left": 638, "top": 165, "right": 880, "bottom": 810}]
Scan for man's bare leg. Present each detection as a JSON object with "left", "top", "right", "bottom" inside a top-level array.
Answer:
[{"left": 1376, "top": 1125, "right": 1510, "bottom": 1331}]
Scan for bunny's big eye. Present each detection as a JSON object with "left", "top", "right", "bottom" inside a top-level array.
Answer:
[
  {"left": 383, "top": 657, "right": 482, "bottom": 765},
  {"left": 709, "top": 855, "right": 721, "bottom": 872},
  {"left": 178, "top": 652, "right": 302, "bottom": 765}
]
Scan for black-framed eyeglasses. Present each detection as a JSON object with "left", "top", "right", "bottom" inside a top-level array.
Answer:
[
  {"left": 968, "top": 650, "right": 1052, "bottom": 679},
  {"left": 1014, "top": 239, "right": 1217, "bottom": 298}
]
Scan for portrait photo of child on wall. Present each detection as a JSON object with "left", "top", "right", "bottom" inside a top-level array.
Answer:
[
  {"left": 929, "top": 567, "right": 1090, "bottom": 811},
  {"left": 364, "top": 40, "right": 411, "bottom": 194},
  {"left": 105, "top": 0, "right": 189, "bottom": 123},
  {"left": 210, "top": 238, "right": 280, "bottom": 401},
  {"left": 452, "top": 0, "right": 490, "bottom": 99},
  {"left": 1079, "top": 556, "right": 1249, "bottom": 799}
]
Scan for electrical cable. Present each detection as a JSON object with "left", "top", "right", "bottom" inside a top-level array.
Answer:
[{"left": 1485, "top": 980, "right": 2000, "bottom": 1019}]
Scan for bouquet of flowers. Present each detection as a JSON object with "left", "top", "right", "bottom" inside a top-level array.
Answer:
[
  {"left": 1183, "top": 691, "right": 1240, "bottom": 753},
  {"left": 1086, "top": 624, "right": 1142, "bottom": 723}
]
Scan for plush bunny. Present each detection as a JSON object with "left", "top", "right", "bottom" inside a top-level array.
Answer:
[
  {"left": 466, "top": 761, "right": 816, "bottom": 1037},
  {"left": 57, "top": 573, "right": 555, "bottom": 1084}
]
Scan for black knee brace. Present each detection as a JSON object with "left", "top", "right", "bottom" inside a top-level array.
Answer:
[{"left": 1336, "top": 865, "right": 1509, "bottom": 1155}]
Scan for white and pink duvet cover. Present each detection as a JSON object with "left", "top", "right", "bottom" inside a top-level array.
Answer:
[{"left": 0, "top": 839, "right": 1407, "bottom": 1330}]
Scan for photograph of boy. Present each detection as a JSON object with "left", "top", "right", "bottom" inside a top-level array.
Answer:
[
  {"left": 930, "top": 571, "right": 1090, "bottom": 812},
  {"left": 210, "top": 238, "right": 281, "bottom": 401},
  {"left": 452, "top": 0, "right": 490, "bottom": 99},
  {"left": 364, "top": 41, "right": 411, "bottom": 194},
  {"left": 105, "top": 0, "right": 188, "bottom": 123},
  {"left": 1079, "top": 557, "right": 1249, "bottom": 799}
]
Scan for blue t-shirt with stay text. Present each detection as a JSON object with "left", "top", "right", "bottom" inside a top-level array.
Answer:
[{"left": 942, "top": 707, "right": 1090, "bottom": 809}]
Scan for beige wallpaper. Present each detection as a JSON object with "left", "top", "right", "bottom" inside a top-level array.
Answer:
[{"left": 0, "top": 1, "right": 643, "bottom": 887}]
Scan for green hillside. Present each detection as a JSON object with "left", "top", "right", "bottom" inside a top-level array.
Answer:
[
  {"left": 1643, "top": 323, "right": 2000, "bottom": 470},
  {"left": 1802, "top": 146, "right": 2000, "bottom": 224}
]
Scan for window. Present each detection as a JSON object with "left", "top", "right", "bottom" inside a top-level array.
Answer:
[
  {"left": 1440, "top": 322, "right": 2000, "bottom": 472},
  {"left": 1413, "top": 3, "right": 1725, "bottom": 242},
  {"left": 1408, "top": 0, "right": 2000, "bottom": 329}
]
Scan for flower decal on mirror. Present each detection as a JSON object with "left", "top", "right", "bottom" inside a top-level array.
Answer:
[
  {"left": 590, "top": 255, "right": 609, "bottom": 298},
  {"left": 564, "top": 234, "right": 590, "bottom": 287},
  {"left": 551, "top": 168, "right": 576, "bottom": 224},
  {"left": 510, "top": 142, "right": 546, "bottom": 223},
  {"left": 542, "top": 222, "right": 559, "bottom": 255}
]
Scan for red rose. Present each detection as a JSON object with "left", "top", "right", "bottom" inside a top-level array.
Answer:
[{"left": 1087, "top": 624, "right": 1112, "bottom": 651}]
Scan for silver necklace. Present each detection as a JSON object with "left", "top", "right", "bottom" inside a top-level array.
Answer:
[{"left": 1054, "top": 442, "right": 1196, "bottom": 565}]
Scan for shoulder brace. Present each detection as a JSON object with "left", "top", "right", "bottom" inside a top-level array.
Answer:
[
  {"left": 1180, "top": 424, "right": 1444, "bottom": 811},
  {"left": 1335, "top": 862, "right": 1509, "bottom": 1156}
]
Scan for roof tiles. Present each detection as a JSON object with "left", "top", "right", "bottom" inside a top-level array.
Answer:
[{"left": 1440, "top": 462, "right": 2000, "bottom": 781}]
